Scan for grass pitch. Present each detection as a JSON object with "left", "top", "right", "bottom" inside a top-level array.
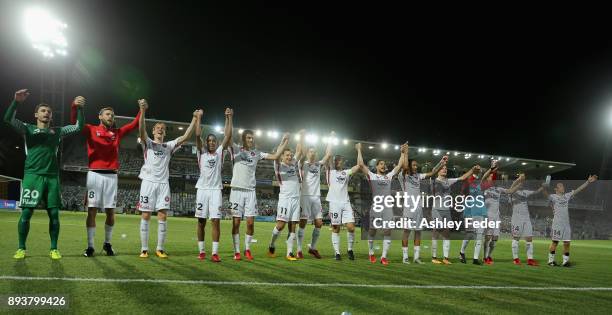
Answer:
[{"left": 1, "top": 210, "right": 611, "bottom": 314}]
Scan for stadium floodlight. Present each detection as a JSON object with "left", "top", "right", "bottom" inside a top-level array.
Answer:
[
  {"left": 294, "top": 134, "right": 301, "bottom": 141},
  {"left": 433, "top": 149, "right": 440, "bottom": 156},
  {"left": 549, "top": 165, "right": 555, "bottom": 168},
  {"left": 381, "top": 143, "right": 388, "bottom": 150},
  {"left": 305, "top": 134, "right": 318, "bottom": 144},
  {"left": 255, "top": 129, "right": 262, "bottom": 136},
  {"left": 368, "top": 145, "right": 374, "bottom": 150},
  {"left": 238, "top": 129, "right": 244, "bottom": 134},
  {"left": 24, "top": 7, "right": 68, "bottom": 59},
  {"left": 331, "top": 137, "right": 339, "bottom": 145},
  {"left": 464, "top": 153, "right": 472, "bottom": 159},
  {"left": 214, "top": 125, "right": 222, "bottom": 133},
  {"left": 506, "top": 158, "right": 510, "bottom": 162},
  {"left": 343, "top": 139, "right": 349, "bottom": 145},
  {"left": 322, "top": 136, "right": 329, "bottom": 144},
  {"left": 267, "top": 130, "right": 279, "bottom": 139},
  {"left": 178, "top": 126, "right": 184, "bottom": 130},
  {"left": 521, "top": 162, "right": 527, "bottom": 165},
  {"left": 454, "top": 152, "right": 460, "bottom": 156}
]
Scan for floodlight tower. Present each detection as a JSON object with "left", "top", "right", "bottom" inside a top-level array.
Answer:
[{"left": 23, "top": 7, "right": 69, "bottom": 126}]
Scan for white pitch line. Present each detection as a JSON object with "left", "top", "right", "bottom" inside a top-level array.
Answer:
[{"left": 1, "top": 276, "right": 612, "bottom": 291}]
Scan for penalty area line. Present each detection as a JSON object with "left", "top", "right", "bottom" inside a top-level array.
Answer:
[{"left": 1, "top": 276, "right": 612, "bottom": 290}]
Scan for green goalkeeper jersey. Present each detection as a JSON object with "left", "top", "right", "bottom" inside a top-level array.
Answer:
[{"left": 3, "top": 100, "right": 84, "bottom": 176}]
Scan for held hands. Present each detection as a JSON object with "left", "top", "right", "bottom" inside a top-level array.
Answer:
[
  {"left": 14, "top": 89, "right": 30, "bottom": 103},
  {"left": 224, "top": 108, "right": 233, "bottom": 117},
  {"left": 194, "top": 109, "right": 204, "bottom": 118},
  {"left": 588, "top": 175, "right": 598, "bottom": 183},
  {"left": 400, "top": 143, "right": 408, "bottom": 153},
  {"left": 138, "top": 99, "right": 148, "bottom": 111},
  {"left": 281, "top": 132, "right": 290, "bottom": 144},
  {"left": 355, "top": 143, "right": 362, "bottom": 151},
  {"left": 73, "top": 96, "right": 86, "bottom": 108}
]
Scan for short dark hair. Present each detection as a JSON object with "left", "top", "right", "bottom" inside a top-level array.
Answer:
[
  {"left": 98, "top": 107, "right": 114, "bottom": 115},
  {"left": 35, "top": 103, "right": 51, "bottom": 112},
  {"left": 242, "top": 129, "right": 254, "bottom": 144}
]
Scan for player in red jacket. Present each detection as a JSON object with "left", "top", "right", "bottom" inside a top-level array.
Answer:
[{"left": 70, "top": 101, "right": 143, "bottom": 257}]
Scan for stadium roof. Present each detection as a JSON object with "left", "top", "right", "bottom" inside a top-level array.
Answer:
[{"left": 116, "top": 116, "right": 575, "bottom": 178}]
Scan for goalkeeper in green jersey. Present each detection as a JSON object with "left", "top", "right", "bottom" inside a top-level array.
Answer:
[{"left": 4, "top": 89, "right": 84, "bottom": 260}]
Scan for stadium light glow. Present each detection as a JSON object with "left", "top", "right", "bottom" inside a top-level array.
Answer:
[
  {"left": 464, "top": 153, "right": 472, "bottom": 159},
  {"left": 294, "top": 134, "right": 300, "bottom": 141},
  {"left": 521, "top": 162, "right": 527, "bottom": 165},
  {"left": 255, "top": 129, "right": 262, "bottom": 136},
  {"left": 331, "top": 137, "right": 339, "bottom": 145},
  {"left": 454, "top": 152, "right": 460, "bottom": 156},
  {"left": 238, "top": 129, "right": 244, "bottom": 134},
  {"left": 433, "top": 149, "right": 440, "bottom": 156},
  {"left": 368, "top": 145, "right": 374, "bottom": 150},
  {"left": 478, "top": 155, "right": 485, "bottom": 159},
  {"left": 394, "top": 145, "right": 399, "bottom": 150},
  {"left": 505, "top": 158, "right": 510, "bottom": 162},
  {"left": 178, "top": 126, "right": 184, "bottom": 130},
  {"left": 322, "top": 136, "right": 329, "bottom": 144},
  {"left": 267, "top": 130, "right": 279, "bottom": 139},
  {"left": 343, "top": 139, "right": 349, "bottom": 145},
  {"left": 305, "top": 134, "right": 318, "bottom": 144},
  {"left": 548, "top": 165, "right": 555, "bottom": 168},
  {"left": 24, "top": 7, "right": 68, "bottom": 58},
  {"left": 214, "top": 125, "right": 222, "bottom": 133},
  {"left": 381, "top": 143, "right": 388, "bottom": 150}
]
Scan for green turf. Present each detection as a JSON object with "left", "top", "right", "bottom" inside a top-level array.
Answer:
[{"left": 1, "top": 210, "right": 611, "bottom": 314}]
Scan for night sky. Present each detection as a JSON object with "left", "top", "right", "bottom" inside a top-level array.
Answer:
[{"left": 1, "top": 1, "right": 611, "bottom": 179}]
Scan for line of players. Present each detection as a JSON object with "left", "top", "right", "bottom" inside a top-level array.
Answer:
[{"left": 5, "top": 90, "right": 599, "bottom": 266}]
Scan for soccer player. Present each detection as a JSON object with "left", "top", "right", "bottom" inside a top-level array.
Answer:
[
  {"left": 458, "top": 163, "right": 496, "bottom": 265},
  {"left": 545, "top": 175, "right": 597, "bottom": 267},
  {"left": 73, "top": 96, "right": 143, "bottom": 257},
  {"left": 326, "top": 143, "right": 363, "bottom": 261},
  {"left": 430, "top": 163, "right": 476, "bottom": 265},
  {"left": 137, "top": 100, "right": 197, "bottom": 258},
  {"left": 399, "top": 155, "right": 446, "bottom": 264},
  {"left": 508, "top": 173, "right": 545, "bottom": 266},
  {"left": 481, "top": 166, "right": 513, "bottom": 265},
  {"left": 268, "top": 130, "right": 304, "bottom": 261},
  {"left": 228, "top": 130, "right": 289, "bottom": 261},
  {"left": 5, "top": 89, "right": 84, "bottom": 260},
  {"left": 357, "top": 143, "right": 407, "bottom": 265},
  {"left": 194, "top": 108, "right": 233, "bottom": 262},
  {"left": 295, "top": 131, "right": 334, "bottom": 259}
]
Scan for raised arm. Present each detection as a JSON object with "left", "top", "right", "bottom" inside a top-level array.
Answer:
[
  {"left": 479, "top": 161, "right": 499, "bottom": 186},
  {"left": 118, "top": 106, "right": 142, "bottom": 138},
  {"left": 294, "top": 129, "right": 306, "bottom": 162},
  {"left": 61, "top": 96, "right": 85, "bottom": 137},
  {"left": 424, "top": 155, "right": 448, "bottom": 178},
  {"left": 176, "top": 111, "right": 198, "bottom": 146},
  {"left": 391, "top": 143, "right": 408, "bottom": 174},
  {"left": 221, "top": 107, "right": 233, "bottom": 149},
  {"left": 3, "top": 89, "right": 30, "bottom": 135},
  {"left": 506, "top": 174, "right": 525, "bottom": 194},
  {"left": 265, "top": 133, "right": 290, "bottom": 160},
  {"left": 320, "top": 131, "right": 335, "bottom": 165},
  {"left": 138, "top": 99, "right": 148, "bottom": 142},
  {"left": 355, "top": 142, "right": 369, "bottom": 174},
  {"left": 459, "top": 165, "right": 477, "bottom": 181},
  {"left": 195, "top": 109, "right": 204, "bottom": 152},
  {"left": 573, "top": 175, "right": 598, "bottom": 196}
]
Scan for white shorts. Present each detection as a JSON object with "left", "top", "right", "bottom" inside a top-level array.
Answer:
[
  {"left": 300, "top": 195, "right": 323, "bottom": 221},
  {"left": 138, "top": 180, "right": 171, "bottom": 212},
  {"left": 403, "top": 206, "right": 423, "bottom": 230},
  {"left": 551, "top": 220, "right": 571, "bottom": 242},
  {"left": 511, "top": 216, "right": 533, "bottom": 238},
  {"left": 277, "top": 197, "right": 300, "bottom": 222},
  {"left": 229, "top": 188, "right": 257, "bottom": 218},
  {"left": 86, "top": 171, "right": 118, "bottom": 209},
  {"left": 195, "top": 189, "right": 222, "bottom": 219},
  {"left": 485, "top": 213, "right": 500, "bottom": 236},
  {"left": 329, "top": 201, "right": 355, "bottom": 225}
]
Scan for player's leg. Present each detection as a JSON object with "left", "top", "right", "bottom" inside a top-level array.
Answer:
[
  {"left": 197, "top": 218, "right": 207, "bottom": 259},
  {"left": 460, "top": 227, "right": 473, "bottom": 264},
  {"left": 229, "top": 189, "right": 244, "bottom": 260},
  {"left": 195, "top": 189, "right": 210, "bottom": 259},
  {"left": 329, "top": 202, "right": 342, "bottom": 259},
  {"left": 209, "top": 189, "right": 222, "bottom": 262},
  {"left": 343, "top": 203, "right": 356, "bottom": 260},
  {"left": 402, "top": 229, "right": 411, "bottom": 263},
  {"left": 562, "top": 241, "right": 571, "bottom": 266},
  {"left": 102, "top": 173, "right": 118, "bottom": 255},
  {"left": 85, "top": 207, "right": 98, "bottom": 256},
  {"left": 156, "top": 209, "right": 168, "bottom": 258},
  {"left": 472, "top": 217, "right": 484, "bottom": 265},
  {"left": 368, "top": 226, "right": 378, "bottom": 261},
  {"left": 297, "top": 197, "right": 310, "bottom": 258},
  {"left": 441, "top": 228, "right": 451, "bottom": 264},
  {"left": 243, "top": 189, "right": 257, "bottom": 260},
  {"left": 138, "top": 180, "right": 155, "bottom": 258},
  {"left": 14, "top": 174, "right": 45, "bottom": 258},
  {"left": 269, "top": 212, "right": 287, "bottom": 257},
  {"left": 287, "top": 198, "right": 301, "bottom": 260},
  {"left": 139, "top": 211, "right": 152, "bottom": 257},
  {"left": 548, "top": 240, "right": 559, "bottom": 266},
  {"left": 524, "top": 220, "right": 537, "bottom": 266},
  {"left": 45, "top": 176, "right": 63, "bottom": 260},
  {"left": 431, "top": 228, "right": 440, "bottom": 263},
  {"left": 84, "top": 171, "right": 103, "bottom": 256},
  {"left": 103, "top": 208, "right": 116, "bottom": 255},
  {"left": 211, "top": 218, "right": 221, "bottom": 261},
  {"left": 511, "top": 218, "right": 523, "bottom": 264},
  {"left": 16, "top": 207, "right": 34, "bottom": 257},
  {"left": 413, "top": 230, "right": 422, "bottom": 263},
  {"left": 307, "top": 197, "right": 324, "bottom": 258},
  {"left": 287, "top": 220, "right": 298, "bottom": 260}
]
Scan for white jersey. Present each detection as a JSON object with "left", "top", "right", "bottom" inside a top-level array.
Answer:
[
  {"left": 300, "top": 160, "right": 323, "bottom": 196},
  {"left": 138, "top": 137, "right": 179, "bottom": 183},
  {"left": 367, "top": 169, "right": 399, "bottom": 198},
  {"left": 275, "top": 159, "right": 301, "bottom": 198},
  {"left": 326, "top": 168, "right": 353, "bottom": 203},
  {"left": 432, "top": 177, "right": 460, "bottom": 210},
  {"left": 229, "top": 144, "right": 268, "bottom": 190},
  {"left": 484, "top": 186, "right": 505, "bottom": 216},
  {"left": 510, "top": 189, "right": 536, "bottom": 219},
  {"left": 549, "top": 191, "right": 573, "bottom": 224},
  {"left": 196, "top": 146, "right": 225, "bottom": 190},
  {"left": 398, "top": 172, "right": 426, "bottom": 197}
]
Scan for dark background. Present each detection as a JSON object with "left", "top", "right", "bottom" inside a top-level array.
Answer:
[{"left": 1, "top": 1, "right": 611, "bottom": 179}]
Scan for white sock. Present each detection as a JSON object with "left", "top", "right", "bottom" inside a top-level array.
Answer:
[
  {"left": 332, "top": 232, "right": 340, "bottom": 254},
  {"left": 512, "top": 239, "right": 519, "bottom": 259},
  {"left": 140, "top": 219, "right": 149, "bottom": 251},
  {"left": 431, "top": 239, "right": 438, "bottom": 258},
  {"left": 212, "top": 241, "right": 219, "bottom": 255},
  {"left": 297, "top": 228, "right": 305, "bottom": 252},
  {"left": 442, "top": 239, "right": 450, "bottom": 259},
  {"left": 474, "top": 240, "right": 482, "bottom": 260},
  {"left": 549, "top": 251, "right": 556, "bottom": 263},
  {"left": 563, "top": 253, "right": 570, "bottom": 264},
  {"left": 245, "top": 234, "right": 252, "bottom": 251},
  {"left": 368, "top": 237, "right": 375, "bottom": 256},
  {"left": 382, "top": 236, "right": 391, "bottom": 258},
  {"left": 156, "top": 220, "right": 167, "bottom": 251},
  {"left": 87, "top": 227, "right": 95, "bottom": 248},
  {"left": 104, "top": 224, "right": 113, "bottom": 243},
  {"left": 460, "top": 239, "right": 469, "bottom": 254},
  {"left": 198, "top": 241, "right": 205, "bottom": 253},
  {"left": 232, "top": 234, "right": 240, "bottom": 253},
  {"left": 402, "top": 246, "right": 409, "bottom": 260},
  {"left": 414, "top": 245, "right": 420, "bottom": 260},
  {"left": 287, "top": 232, "right": 296, "bottom": 255},
  {"left": 270, "top": 227, "right": 280, "bottom": 248},
  {"left": 347, "top": 231, "right": 355, "bottom": 251},
  {"left": 526, "top": 241, "right": 533, "bottom": 259},
  {"left": 311, "top": 228, "right": 321, "bottom": 250}
]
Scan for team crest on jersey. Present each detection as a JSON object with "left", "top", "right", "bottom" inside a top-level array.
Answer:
[
  {"left": 250, "top": 151, "right": 255, "bottom": 156},
  {"left": 165, "top": 196, "right": 170, "bottom": 202},
  {"left": 162, "top": 144, "right": 167, "bottom": 148},
  {"left": 208, "top": 159, "right": 216, "bottom": 167},
  {"left": 341, "top": 171, "right": 346, "bottom": 175},
  {"left": 49, "top": 129, "right": 55, "bottom": 135}
]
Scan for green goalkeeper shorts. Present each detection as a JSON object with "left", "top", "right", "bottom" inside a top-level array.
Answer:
[{"left": 20, "top": 174, "right": 62, "bottom": 209}]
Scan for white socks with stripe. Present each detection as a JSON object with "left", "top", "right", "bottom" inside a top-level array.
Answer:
[
  {"left": 87, "top": 227, "right": 95, "bottom": 248},
  {"left": 382, "top": 236, "right": 391, "bottom": 259},
  {"left": 232, "top": 234, "right": 240, "bottom": 253},
  {"left": 270, "top": 227, "right": 280, "bottom": 248},
  {"left": 104, "top": 224, "right": 113, "bottom": 243},
  {"left": 347, "top": 231, "right": 355, "bottom": 251},
  {"left": 431, "top": 239, "right": 438, "bottom": 258},
  {"left": 198, "top": 241, "right": 205, "bottom": 254},
  {"left": 310, "top": 228, "right": 320, "bottom": 250},
  {"left": 245, "top": 234, "right": 252, "bottom": 251},
  {"left": 140, "top": 219, "right": 149, "bottom": 251},
  {"left": 287, "top": 232, "right": 296, "bottom": 255},
  {"left": 296, "top": 228, "right": 305, "bottom": 252},
  {"left": 526, "top": 241, "right": 533, "bottom": 259},
  {"left": 512, "top": 239, "right": 519, "bottom": 259},
  {"left": 156, "top": 220, "right": 167, "bottom": 251},
  {"left": 442, "top": 239, "right": 450, "bottom": 259},
  {"left": 332, "top": 232, "right": 340, "bottom": 254}
]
